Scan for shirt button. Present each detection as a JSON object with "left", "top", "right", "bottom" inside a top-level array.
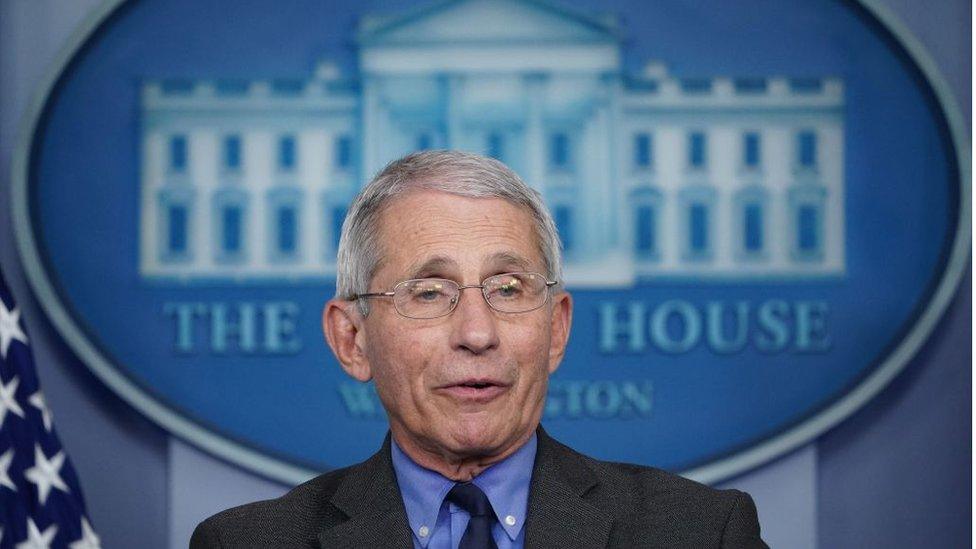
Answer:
[
  {"left": 419, "top": 526, "right": 430, "bottom": 537},
  {"left": 505, "top": 515, "right": 517, "bottom": 526}
]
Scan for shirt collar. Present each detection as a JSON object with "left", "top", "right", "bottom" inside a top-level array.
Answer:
[
  {"left": 470, "top": 433, "right": 536, "bottom": 541},
  {"left": 390, "top": 434, "right": 538, "bottom": 543},
  {"left": 391, "top": 439, "right": 454, "bottom": 544}
]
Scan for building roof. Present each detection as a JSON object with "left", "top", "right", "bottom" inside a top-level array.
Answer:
[{"left": 356, "top": 0, "right": 622, "bottom": 46}]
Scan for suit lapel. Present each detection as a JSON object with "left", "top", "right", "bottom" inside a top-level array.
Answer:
[
  {"left": 525, "top": 429, "right": 613, "bottom": 548},
  {"left": 317, "top": 429, "right": 613, "bottom": 548},
  {"left": 317, "top": 435, "right": 414, "bottom": 549}
]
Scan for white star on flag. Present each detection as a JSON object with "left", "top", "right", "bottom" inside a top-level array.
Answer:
[
  {"left": 24, "top": 444, "right": 69, "bottom": 505},
  {"left": 0, "top": 448, "right": 16, "bottom": 491},
  {"left": 15, "top": 518, "right": 56, "bottom": 549},
  {"left": 28, "top": 391, "right": 53, "bottom": 432},
  {"left": 1, "top": 271, "right": 99, "bottom": 545},
  {"left": 0, "top": 375, "right": 26, "bottom": 428},
  {"left": 69, "top": 517, "right": 101, "bottom": 549},
  {"left": 0, "top": 299, "right": 28, "bottom": 359}
]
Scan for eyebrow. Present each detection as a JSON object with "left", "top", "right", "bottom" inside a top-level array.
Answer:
[
  {"left": 405, "top": 255, "right": 458, "bottom": 279},
  {"left": 403, "top": 251, "right": 533, "bottom": 280},
  {"left": 485, "top": 251, "right": 532, "bottom": 272}
]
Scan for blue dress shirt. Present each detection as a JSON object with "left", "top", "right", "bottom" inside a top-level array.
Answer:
[{"left": 391, "top": 434, "right": 537, "bottom": 549}]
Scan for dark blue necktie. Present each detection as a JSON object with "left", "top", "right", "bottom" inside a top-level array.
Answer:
[{"left": 447, "top": 482, "right": 498, "bottom": 549}]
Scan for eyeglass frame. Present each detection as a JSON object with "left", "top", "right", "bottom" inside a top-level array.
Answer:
[{"left": 350, "top": 271, "right": 560, "bottom": 319}]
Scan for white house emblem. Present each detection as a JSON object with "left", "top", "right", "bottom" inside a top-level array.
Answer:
[{"left": 12, "top": 0, "right": 968, "bottom": 484}]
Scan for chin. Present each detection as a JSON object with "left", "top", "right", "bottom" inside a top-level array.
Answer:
[{"left": 445, "top": 421, "right": 506, "bottom": 456}]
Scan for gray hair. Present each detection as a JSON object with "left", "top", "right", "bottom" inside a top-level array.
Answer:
[{"left": 336, "top": 150, "right": 563, "bottom": 314}]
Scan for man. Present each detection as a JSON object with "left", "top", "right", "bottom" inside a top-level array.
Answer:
[{"left": 191, "top": 151, "right": 767, "bottom": 548}]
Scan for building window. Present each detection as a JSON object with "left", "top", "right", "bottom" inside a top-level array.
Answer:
[
  {"left": 554, "top": 205, "right": 573, "bottom": 252},
  {"left": 634, "top": 133, "right": 652, "bottom": 169},
  {"left": 743, "top": 132, "right": 761, "bottom": 169},
  {"left": 734, "top": 187, "right": 768, "bottom": 260},
  {"left": 278, "top": 135, "right": 296, "bottom": 171},
  {"left": 688, "top": 132, "right": 706, "bottom": 169},
  {"left": 221, "top": 206, "right": 242, "bottom": 254},
  {"left": 267, "top": 187, "right": 302, "bottom": 261},
  {"left": 635, "top": 205, "right": 657, "bottom": 256},
  {"left": 335, "top": 135, "right": 352, "bottom": 170},
  {"left": 276, "top": 206, "right": 297, "bottom": 254},
  {"left": 223, "top": 135, "right": 241, "bottom": 171},
  {"left": 631, "top": 188, "right": 662, "bottom": 259},
  {"left": 167, "top": 205, "right": 188, "bottom": 254},
  {"left": 169, "top": 135, "right": 188, "bottom": 172},
  {"left": 788, "top": 184, "right": 826, "bottom": 261},
  {"left": 743, "top": 203, "right": 763, "bottom": 253},
  {"left": 797, "top": 205, "right": 819, "bottom": 253},
  {"left": 158, "top": 187, "right": 195, "bottom": 262},
  {"left": 679, "top": 186, "right": 715, "bottom": 260},
  {"left": 321, "top": 193, "right": 347, "bottom": 259},
  {"left": 689, "top": 203, "right": 709, "bottom": 253},
  {"left": 550, "top": 133, "right": 570, "bottom": 169},
  {"left": 213, "top": 188, "right": 248, "bottom": 263},
  {"left": 487, "top": 133, "right": 504, "bottom": 160},
  {"left": 798, "top": 130, "right": 817, "bottom": 169}
]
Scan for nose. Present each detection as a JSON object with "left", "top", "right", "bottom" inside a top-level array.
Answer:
[{"left": 448, "top": 286, "right": 500, "bottom": 355}]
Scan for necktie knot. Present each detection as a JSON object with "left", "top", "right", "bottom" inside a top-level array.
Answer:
[
  {"left": 447, "top": 482, "right": 494, "bottom": 517},
  {"left": 446, "top": 482, "right": 498, "bottom": 549}
]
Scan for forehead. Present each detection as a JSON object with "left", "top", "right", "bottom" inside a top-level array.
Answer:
[{"left": 373, "top": 190, "right": 543, "bottom": 280}]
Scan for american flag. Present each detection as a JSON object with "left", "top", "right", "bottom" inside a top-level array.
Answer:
[{"left": 0, "top": 271, "right": 100, "bottom": 549}]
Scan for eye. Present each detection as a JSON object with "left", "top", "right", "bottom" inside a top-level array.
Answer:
[
  {"left": 489, "top": 275, "right": 524, "bottom": 299},
  {"left": 498, "top": 282, "right": 520, "bottom": 296},
  {"left": 416, "top": 288, "right": 442, "bottom": 301},
  {"left": 407, "top": 280, "right": 451, "bottom": 303}
]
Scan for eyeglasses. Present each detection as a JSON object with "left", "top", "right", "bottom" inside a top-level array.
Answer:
[{"left": 352, "top": 271, "right": 558, "bottom": 319}]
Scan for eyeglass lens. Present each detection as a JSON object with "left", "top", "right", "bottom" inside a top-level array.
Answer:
[{"left": 394, "top": 272, "right": 549, "bottom": 318}]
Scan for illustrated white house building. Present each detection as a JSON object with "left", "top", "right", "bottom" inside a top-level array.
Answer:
[{"left": 139, "top": 0, "right": 845, "bottom": 285}]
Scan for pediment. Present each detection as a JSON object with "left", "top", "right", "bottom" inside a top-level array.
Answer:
[{"left": 358, "top": 0, "right": 620, "bottom": 46}]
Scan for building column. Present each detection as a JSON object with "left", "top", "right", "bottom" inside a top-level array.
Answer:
[
  {"left": 605, "top": 73, "right": 623, "bottom": 248},
  {"left": 361, "top": 74, "right": 382, "bottom": 180},
  {"left": 444, "top": 73, "right": 463, "bottom": 149},
  {"left": 523, "top": 73, "right": 546, "bottom": 192}
]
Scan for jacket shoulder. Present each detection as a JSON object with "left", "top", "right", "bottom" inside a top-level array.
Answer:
[
  {"left": 189, "top": 466, "right": 353, "bottom": 549},
  {"left": 541, "top": 436, "right": 766, "bottom": 548},
  {"left": 593, "top": 456, "right": 738, "bottom": 506},
  {"left": 596, "top": 460, "right": 764, "bottom": 547}
]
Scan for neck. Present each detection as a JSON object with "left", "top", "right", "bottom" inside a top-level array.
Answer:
[{"left": 391, "top": 429, "right": 535, "bottom": 481}]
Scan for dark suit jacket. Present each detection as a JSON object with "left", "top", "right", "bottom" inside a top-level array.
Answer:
[{"left": 191, "top": 428, "right": 767, "bottom": 548}]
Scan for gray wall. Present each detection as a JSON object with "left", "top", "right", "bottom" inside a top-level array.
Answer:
[{"left": 0, "top": 1, "right": 969, "bottom": 547}]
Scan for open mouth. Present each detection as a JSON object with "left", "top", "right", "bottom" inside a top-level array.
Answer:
[{"left": 439, "top": 380, "right": 508, "bottom": 402}]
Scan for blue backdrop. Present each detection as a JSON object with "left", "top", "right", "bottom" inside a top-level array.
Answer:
[{"left": 0, "top": 0, "right": 968, "bottom": 547}]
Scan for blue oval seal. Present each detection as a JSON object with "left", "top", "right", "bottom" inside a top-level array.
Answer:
[{"left": 11, "top": 0, "right": 970, "bottom": 484}]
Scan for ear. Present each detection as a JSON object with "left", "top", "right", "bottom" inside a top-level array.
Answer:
[
  {"left": 323, "top": 299, "right": 373, "bottom": 382},
  {"left": 547, "top": 291, "right": 573, "bottom": 374}
]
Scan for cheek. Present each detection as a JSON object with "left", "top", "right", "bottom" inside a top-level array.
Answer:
[
  {"left": 367, "top": 331, "right": 433, "bottom": 403},
  {"left": 507, "top": 322, "right": 554, "bottom": 381}
]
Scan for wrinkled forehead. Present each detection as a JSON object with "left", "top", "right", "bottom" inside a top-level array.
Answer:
[{"left": 371, "top": 190, "right": 545, "bottom": 281}]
